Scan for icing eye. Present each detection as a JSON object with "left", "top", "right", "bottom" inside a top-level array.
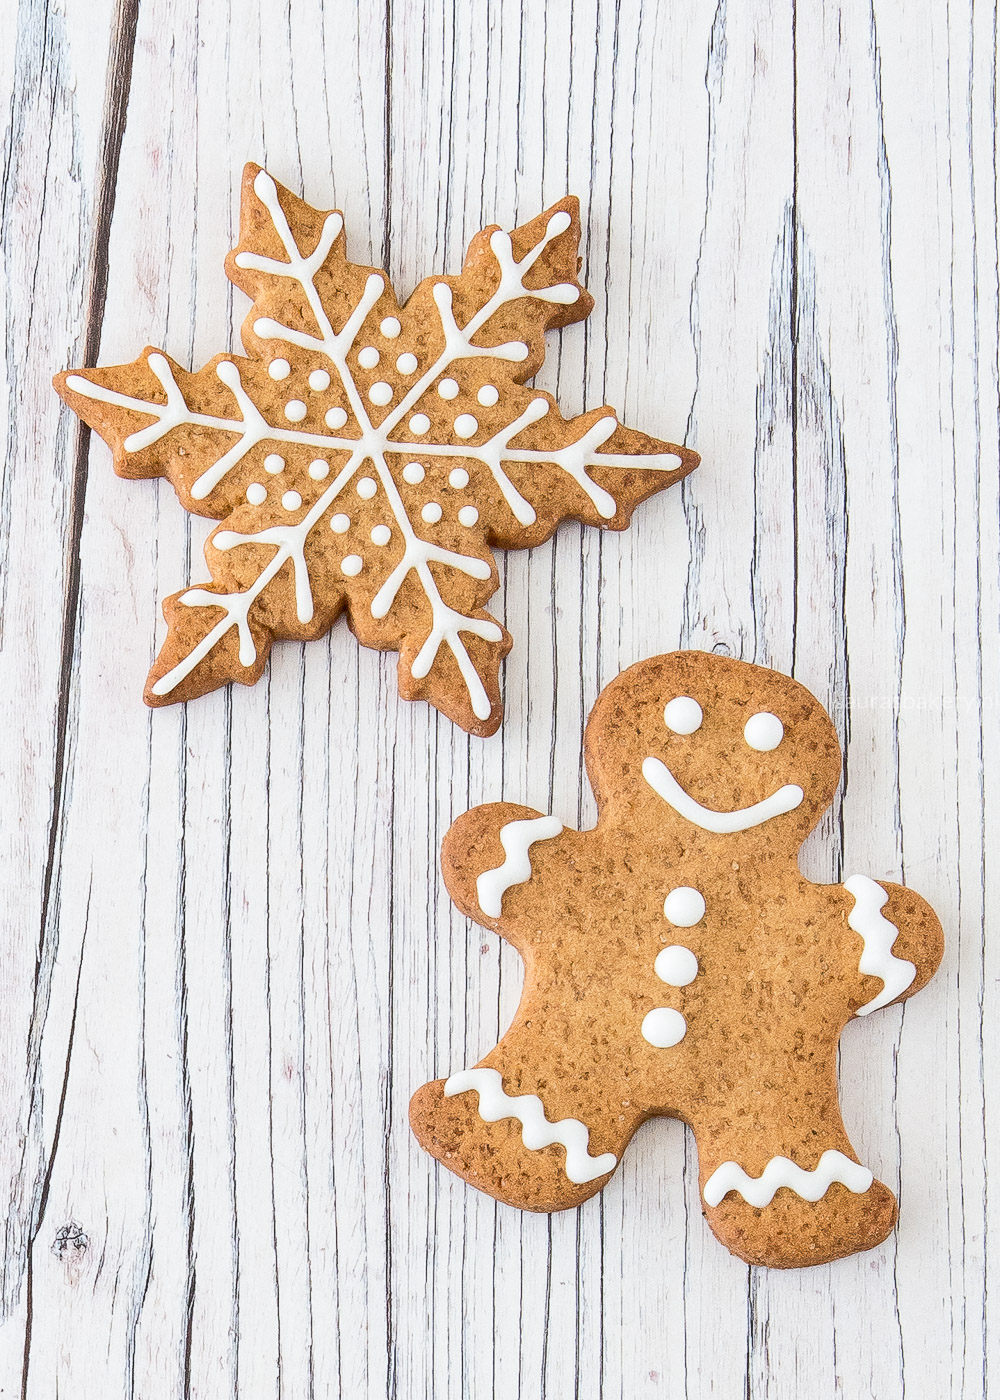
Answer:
[
  {"left": 744, "top": 711, "right": 784, "bottom": 751},
  {"left": 663, "top": 696, "right": 703, "bottom": 735}
]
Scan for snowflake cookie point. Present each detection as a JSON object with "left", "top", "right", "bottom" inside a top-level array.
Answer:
[{"left": 56, "top": 168, "right": 698, "bottom": 729}]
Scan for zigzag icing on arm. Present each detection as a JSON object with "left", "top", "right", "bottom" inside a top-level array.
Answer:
[
  {"left": 642, "top": 756, "right": 804, "bottom": 833},
  {"left": 444, "top": 1067, "right": 617, "bottom": 1185},
  {"left": 702, "top": 1150, "right": 874, "bottom": 1208},
  {"left": 844, "top": 874, "right": 917, "bottom": 1014},
  {"left": 475, "top": 815, "right": 563, "bottom": 917}
]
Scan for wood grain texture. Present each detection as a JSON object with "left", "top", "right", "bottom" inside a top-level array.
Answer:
[{"left": 0, "top": 0, "right": 995, "bottom": 1395}]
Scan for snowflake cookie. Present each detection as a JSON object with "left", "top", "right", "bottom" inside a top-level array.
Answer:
[
  {"left": 410, "top": 652, "right": 943, "bottom": 1267},
  {"left": 54, "top": 166, "right": 697, "bottom": 734}
]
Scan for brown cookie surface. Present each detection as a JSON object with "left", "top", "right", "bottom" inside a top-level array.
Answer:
[
  {"left": 54, "top": 166, "right": 697, "bottom": 734},
  {"left": 410, "top": 651, "right": 944, "bottom": 1268}
]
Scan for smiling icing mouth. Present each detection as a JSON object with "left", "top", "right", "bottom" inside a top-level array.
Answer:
[{"left": 641, "top": 756, "right": 804, "bottom": 834}]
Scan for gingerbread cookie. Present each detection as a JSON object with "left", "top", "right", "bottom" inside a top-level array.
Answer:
[
  {"left": 410, "top": 652, "right": 943, "bottom": 1267},
  {"left": 54, "top": 166, "right": 697, "bottom": 734}
]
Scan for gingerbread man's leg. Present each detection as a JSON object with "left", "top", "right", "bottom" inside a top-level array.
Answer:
[
  {"left": 692, "top": 1048, "right": 898, "bottom": 1269},
  {"left": 410, "top": 1019, "right": 644, "bottom": 1212}
]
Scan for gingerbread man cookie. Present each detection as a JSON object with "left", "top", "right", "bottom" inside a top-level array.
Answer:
[{"left": 410, "top": 652, "right": 943, "bottom": 1268}]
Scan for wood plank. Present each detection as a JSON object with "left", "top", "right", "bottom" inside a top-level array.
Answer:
[{"left": 0, "top": 0, "right": 134, "bottom": 1389}]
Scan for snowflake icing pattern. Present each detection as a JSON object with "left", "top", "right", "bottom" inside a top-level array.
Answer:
[{"left": 56, "top": 165, "right": 698, "bottom": 734}]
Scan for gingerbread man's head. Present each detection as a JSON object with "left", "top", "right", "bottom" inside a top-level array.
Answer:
[{"left": 585, "top": 651, "right": 842, "bottom": 855}]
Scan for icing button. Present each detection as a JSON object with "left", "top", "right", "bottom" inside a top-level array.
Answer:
[
  {"left": 663, "top": 886, "right": 706, "bottom": 927},
  {"left": 641, "top": 1008, "right": 687, "bottom": 1048},
  {"left": 655, "top": 945, "right": 698, "bottom": 986}
]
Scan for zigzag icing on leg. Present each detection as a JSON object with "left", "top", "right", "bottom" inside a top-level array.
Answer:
[
  {"left": 444, "top": 1067, "right": 616, "bottom": 1185},
  {"left": 703, "top": 1149, "right": 874, "bottom": 1208}
]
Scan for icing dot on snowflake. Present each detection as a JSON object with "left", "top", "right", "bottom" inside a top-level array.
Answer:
[
  {"left": 330, "top": 513, "right": 350, "bottom": 533},
  {"left": 308, "top": 459, "right": 329, "bottom": 480},
  {"left": 454, "top": 414, "right": 478, "bottom": 439},
  {"left": 264, "top": 454, "right": 285, "bottom": 474},
  {"left": 663, "top": 887, "right": 706, "bottom": 927},
  {"left": 396, "top": 352, "right": 418, "bottom": 375},
  {"left": 357, "top": 477, "right": 377, "bottom": 499},
  {"left": 421, "top": 501, "right": 443, "bottom": 524},
  {"left": 308, "top": 369, "right": 331, "bottom": 391},
  {"left": 370, "top": 524, "right": 391, "bottom": 546},
  {"left": 449, "top": 468, "right": 469, "bottom": 488},
  {"left": 341, "top": 554, "right": 363, "bottom": 577},
  {"left": 379, "top": 316, "right": 401, "bottom": 338},
  {"left": 369, "top": 381, "right": 393, "bottom": 406},
  {"left": 641, "top": 1007, "right": 687, "bottom": 1049},
  {"left": 477, "top": 384, "right": 499, "bottom": 407},
  {"left": 246, "top": 483, "right": 267, "bottom": 506},
  {"left": 325, "top": 406, "right": 348, "bottom": 430},
  {"left": 268, "top": 358, "right": 291, "bottom": 380},
  {"left": 409, "top": 413, "right": 431, "bottom": 434},
  {"left": 402, "top": 462, "right": 425, "bottom": 484},
  {"left": 284, "top": 399, "right": 307, "bottom": 422},
  {"left": 458, "top": 505, "right": 479, "bottom": 527},
  {"left": 655, "top": 946, "right": 699, "bottom": 987},
  {"left": 281, "top": 490, "right": 302, "bottom": 511},
  {"left": 438, "top": 378, "right": 459, "bottom": 400},
  {"left": 358, "top": 346, "right": 380, "bottom": 369}
]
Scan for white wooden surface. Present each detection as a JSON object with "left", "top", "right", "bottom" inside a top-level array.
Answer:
[{"left": 0, "top": 0, "right": 995, "bottom": 1395}]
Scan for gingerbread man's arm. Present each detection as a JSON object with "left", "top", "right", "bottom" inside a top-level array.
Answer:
[
  {"left": 441, "top": 801, "right": 567, "bottom": 949},
  {"left": 419, "top": 803, "right": 637, "bottom": 1211},
  {"left": 837, "top": 876, "right": 944, "bottom": 1018}
]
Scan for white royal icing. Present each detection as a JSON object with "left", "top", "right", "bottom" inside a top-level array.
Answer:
[
  {"left": 663, "top": 886, "right": 705, "bottom": 927},
  {"left": 744, "top": 711, "right": 784, "bottom": 751},
  {"left": 654, "top": 945, "right": 698, "bottom": 985},
  {"left": 476, "top": 815, "right": 563, "bottom": 918},
  {"left": 641, "top": 1007, "right": 686, "bottom": 1047},
  {"left": 444, "top": 1067, "right": 617, "bottom": 1185},
  {"left": 67, "top": 174, "right": 684, "bottom": 720},
  {"left": 663, "top": 695, "right": 703, "bottom": 734},
  {"left": 702, "top": 1149, "right": 874, "bottom": 1208},
  {"left": 642, "top": 756, "right": 804, "bottom": 834},
  {"left": 844, "top": 874, "right": 916, "bottom": 1014}
]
